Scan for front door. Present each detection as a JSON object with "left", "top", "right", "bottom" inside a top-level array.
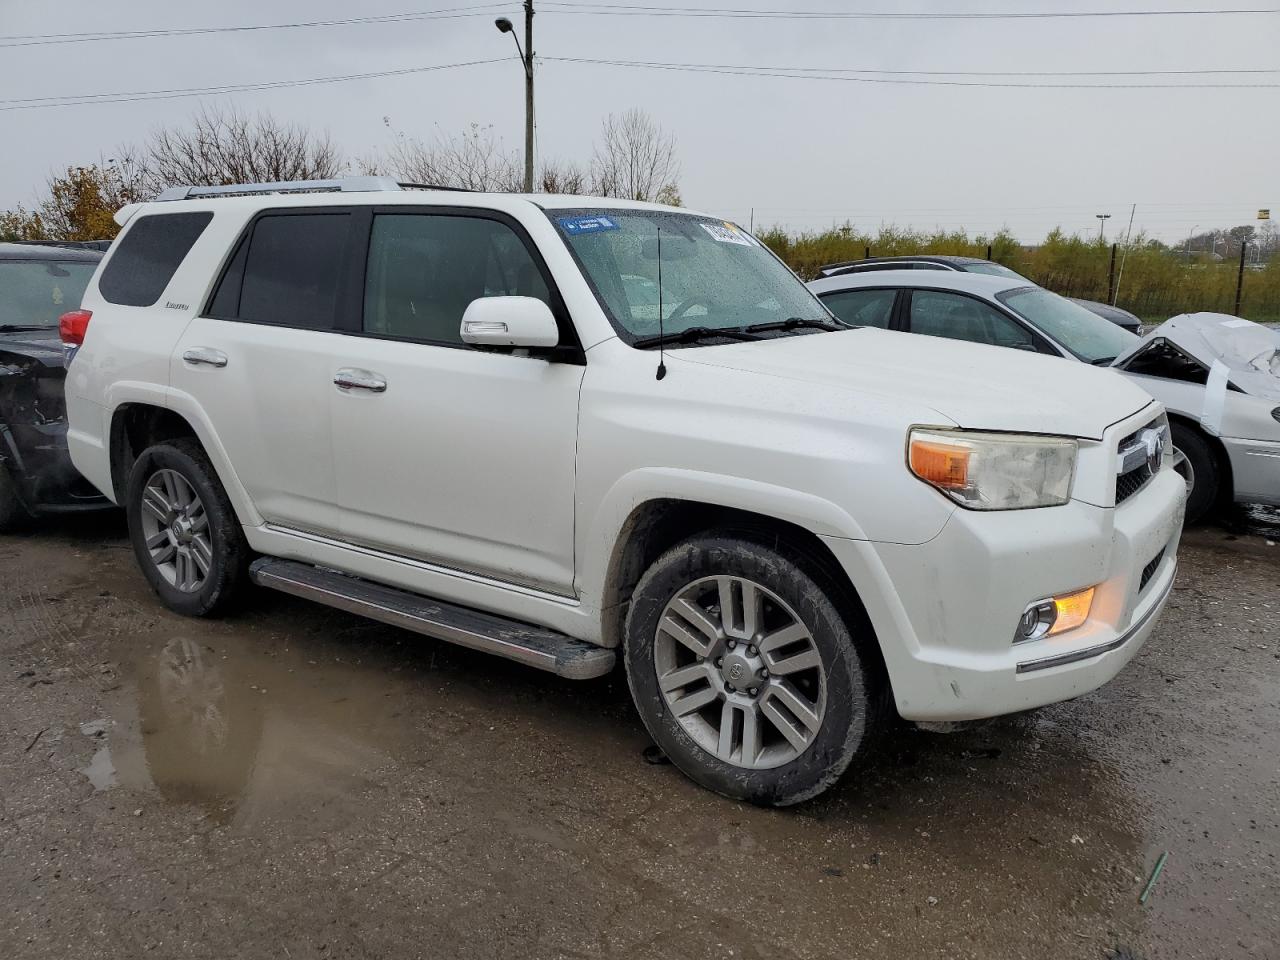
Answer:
[{"left": 330, "top": 209, "right": 583, "bottom": 595}]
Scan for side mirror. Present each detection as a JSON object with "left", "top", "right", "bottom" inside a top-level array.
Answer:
[{"left": 460, "top": 296, "right": 559, "bottom": 349}]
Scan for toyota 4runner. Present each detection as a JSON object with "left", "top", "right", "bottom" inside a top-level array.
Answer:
[{"left": 63, "top": 178, "right": 1185, "bottom": 805}]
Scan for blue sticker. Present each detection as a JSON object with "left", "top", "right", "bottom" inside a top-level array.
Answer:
[{"left": 559, "top": 215, "right": 620, "bottom": 235}]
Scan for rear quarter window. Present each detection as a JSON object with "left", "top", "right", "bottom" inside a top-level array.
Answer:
[{"left": 98, "top": 212, "right": 213, "bottom": 307}]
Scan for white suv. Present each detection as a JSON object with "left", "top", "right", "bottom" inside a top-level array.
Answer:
[{"left": 63, "top": 179, "right": 1185, "bottom": 805}]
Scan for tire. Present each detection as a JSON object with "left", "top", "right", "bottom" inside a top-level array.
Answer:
[
  {"left": 1169, "top": 421, "right": 1220, "bottom": 524},
  {"left": 125, "top": 439, "right": 249, "bottom": 617},
  {"left": 0, "top": 461, "right": 31, "bottom": 533},
  {"left": 624, "top": 534, "right": 885, "bottom": 806}
]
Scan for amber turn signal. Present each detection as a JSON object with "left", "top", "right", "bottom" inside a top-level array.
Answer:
[
  {"left": 908, "top": 438, "right": 971, "bottom": 491},
  {"left": 1048, "top": 587, "right": 1095, "bottom": 636}
]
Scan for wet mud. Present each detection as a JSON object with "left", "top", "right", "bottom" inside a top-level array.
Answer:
[{"left": 1, "top": 513, "right": 1277, "bottom": 959}]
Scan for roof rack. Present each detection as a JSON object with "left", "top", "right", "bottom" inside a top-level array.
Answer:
[{"left": 153, "top": 176, "right": 432, "bottom": 202}]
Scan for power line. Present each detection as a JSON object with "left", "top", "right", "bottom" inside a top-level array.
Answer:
[
  {"left": 0, "top": 59, "right": 515, "bottom": 111},
  {"left": 542, "top": 1, "right": 1280, "bottom": 19},
  {"left": 0, "top": 4, "right": 507, "bottom": 48},
  {"left": 544, "top": 56, "right": 1280, "bottom": 88}
]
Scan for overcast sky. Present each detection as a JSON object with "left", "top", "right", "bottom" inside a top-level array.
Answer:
[{"left": 1, "top": 0, "right": 1275, "bottom": 242}]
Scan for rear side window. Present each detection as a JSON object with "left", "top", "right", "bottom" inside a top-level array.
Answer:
[
  {"left": 819, "top": 288, "right": 896, "bottom": 329},
  {"left": 362, "top": 213, "right": 550, "bottom": 345},
  {"left": 223, "top": 213, "right": 351, "bottom": 330},
  {"left": 99, "top": 212, "right": 212, "bottom": 307}
]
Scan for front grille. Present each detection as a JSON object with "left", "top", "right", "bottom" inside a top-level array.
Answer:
[
  {"left": 1114, "top": 417, "right": 1168, "bottom": 505},
  {"left": 1140, "top": 548, "right": 1166, "bottom": 593},
  {"left": 1116, "top": 465, "right": 1151, "bottom": 504}
]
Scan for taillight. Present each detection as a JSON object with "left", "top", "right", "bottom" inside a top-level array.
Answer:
[{"left": 59, "top": 309, "right": 92, "bottom": 346}]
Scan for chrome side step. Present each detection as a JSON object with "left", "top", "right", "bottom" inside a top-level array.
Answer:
[{"left": 249, "top": 558, "right": 615, "bottom": 680}]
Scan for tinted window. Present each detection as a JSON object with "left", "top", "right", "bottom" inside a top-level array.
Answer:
[
  {"left": 207, "top": 235, "right": 249, "bottom": 318},
  {"left": 0, "top": 259, "right": 98, "bottom": 326},
  {"left": 238, "top": 214, "right": 350, "bottom": 329},
  {"left": 908, "top": 290, "right": 1037, "bottom": 350},
  {"left": 363, "top": 214, "right": 550, "bottom": 344},
  {"left": 99, "top": 212, "right": 212, "bottom": 307},
  {"left": 820, "top": 289, "right": 897, "bottom": 329}
]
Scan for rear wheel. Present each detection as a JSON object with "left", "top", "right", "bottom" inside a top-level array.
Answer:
[
  {"left": 624, "top": 534, "right": 884, "bottom": 806},
  {"left": 0, "top": 462, "right": 31, "bottom": 533},
  {"left": 1169, "top": 422, "right": 1220, "bottom": 524},
  {"left": 126, "top": 439, "right": 249, "bottom": 616}
]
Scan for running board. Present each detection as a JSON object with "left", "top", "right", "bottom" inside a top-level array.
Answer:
[{"left": 249, "top": 558, "right": 615, "bottom": 680}]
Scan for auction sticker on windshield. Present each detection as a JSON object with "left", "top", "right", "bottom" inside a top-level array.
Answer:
[
  {"left": 701, "top": 222, "right": 756, "bottom": 246},
  {"left": 558, "top": 215, "right": 620, "bottom": 235}
]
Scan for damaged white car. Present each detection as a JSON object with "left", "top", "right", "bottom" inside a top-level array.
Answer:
[
  {"left": 1113, "top": 313, "right": 1280, "bottom": 520},
  {"left": 808, "top": 272, "right": 1280, "bottom": 521}
]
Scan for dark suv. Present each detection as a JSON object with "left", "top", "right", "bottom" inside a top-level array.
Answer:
[
  {"left": 0, "top": 243, "right": 110, "bottom": 529},
  {"left": 818, "top": 255, "right": 1144, "bottom": 334}
]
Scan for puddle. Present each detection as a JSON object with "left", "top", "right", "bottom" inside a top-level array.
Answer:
[{"left": 88, "top": 631, "right": 423, "bottom": 826}]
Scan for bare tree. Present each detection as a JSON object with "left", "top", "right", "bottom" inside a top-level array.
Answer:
[
  {"left": 125, "top": 106, "right": 343, "bottom": 193},
  {"left": 538, "top": 158, "right": 589, "bottom": 195},
  {"left": 590, "top": 109, "right": 680, "bottom": 202},
  {"left": 374, "top": 123, "right": 522, "bottom": 192}
]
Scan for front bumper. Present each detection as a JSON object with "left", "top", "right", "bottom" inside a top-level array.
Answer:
[
  {"left": 823, "top": 462, "right": 1185, "bottom": 723},
  {"left": 1222, "top": 436, "right": 1280, "bottom": 508}
]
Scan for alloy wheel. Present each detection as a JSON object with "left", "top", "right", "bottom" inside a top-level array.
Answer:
[
  {"left": 653, "top": 575, "right": 827, "bottom": 770},
  {"left": 1171, "top": 446, "right": 1195, "bottom": 498},
  {"left": 139, "top": 469, "right": 213, "bottom": 593}
]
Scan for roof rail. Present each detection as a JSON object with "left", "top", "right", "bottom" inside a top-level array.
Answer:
[{"left": 154, "top": 176, "right": 404, "bottom": 202}]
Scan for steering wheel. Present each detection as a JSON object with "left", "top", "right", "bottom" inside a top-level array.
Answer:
[{"left": 667, "top": 296, "right": 715, "bottom": 321}]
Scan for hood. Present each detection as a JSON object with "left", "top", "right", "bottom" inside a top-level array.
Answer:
[
  {"left": 0, "top": 327, "right": 64, "bottom": 369},
  {"left": 1113, "top": 313, "right": 1280, "bottom": 403},
  {"left": 674, "top": 328, "right": 1153, "bottom": 441}
]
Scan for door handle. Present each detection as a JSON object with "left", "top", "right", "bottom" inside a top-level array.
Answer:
[
  {"left": 334, "top": 367, "right": 388, "bottom": 393},
  {"left": 182, "top": 347, "right": 228, "bottom": 368}
]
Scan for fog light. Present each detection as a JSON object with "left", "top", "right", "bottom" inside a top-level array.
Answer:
[
  {"left": 1050, "top": 587, "right": 1095, "bottom": 635},
  {"left": 1013, "top": 587, "right": 1096, "bottom": 644}
]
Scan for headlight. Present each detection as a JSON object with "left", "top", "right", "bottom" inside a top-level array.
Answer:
[{"left": 908, "top": 428, "right": 1077, "bottom": 510}]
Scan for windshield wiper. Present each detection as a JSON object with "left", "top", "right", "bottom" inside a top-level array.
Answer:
[
  {"left": 1090, "top": 356, "right": 1118, "bottom": 366},
  {"left": 632, "top": 325, "right": 763, "bottom": 349},
  {"left": 0, "top": 324, "right": 56, "bottom": 333},
  {"left": 742, "top": 316, "right": 847, "bottom": 334}
]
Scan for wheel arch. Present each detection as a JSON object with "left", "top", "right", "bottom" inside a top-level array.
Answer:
[
  {"left": 1167, "top": 411, "right": 1234, "bottom": 505},
  {"left": 108, "top": 401, "right": 261, "bottom": 527},
  {"left": 597, "top": 497, "right": 889, "bottom": 689}
]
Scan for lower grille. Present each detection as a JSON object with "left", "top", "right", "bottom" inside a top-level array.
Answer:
[{"left": 1140, "top": 548, "right": 1166, "bottom": 593}]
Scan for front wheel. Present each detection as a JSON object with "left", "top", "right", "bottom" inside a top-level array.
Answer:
[
  {"left": 624, "top": 534, "right": 884, "bottom": 806},
  {"left": 126, "top": 439, "right": 249, "bottom": 617},
  {"left": 1169, "top": 422, "right": 1221, "bottom": 524}
]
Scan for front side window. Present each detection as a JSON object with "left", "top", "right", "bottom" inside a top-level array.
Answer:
[
  {"left": 552, "top": 209, "right": 828, "bottom": 342},
  {"left": 235, "top": 213, "right": 350, "bottom": 330},
  {"left": 362, "top": 214, "right": 550, "bottom": 345},
  {"left": 0, "top": 260, "right": 98, "bottom": 326},
  {"left": 999, "top": 286, "right": 1137, "bottom": 363},
  {"left": 99, "top": 212, "right": 212, "bottom": 307},
  {"left": 820, "top": 288, "right": 897, "bottom": 329},
  {"left": 908, "top": 290, "right": 1037, "bottom": 350}
]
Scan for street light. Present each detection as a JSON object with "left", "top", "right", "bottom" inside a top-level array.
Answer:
[
  {"left": 494, "top": 6, "right": 534, "bottom": 193},
  {"left": 1096, "top": 213, "right": 1111, "bottom": 241}
]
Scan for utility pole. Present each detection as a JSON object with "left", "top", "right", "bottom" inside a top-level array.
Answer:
[
  {"left": 1095, "top": 213, "right": 1111, "bottom": 241},
  {"left": 524, "top": 0, "right": 534, "bottom": 193},
  {"left": 494, "top": 3, "right": 535, "bottom": 192}
]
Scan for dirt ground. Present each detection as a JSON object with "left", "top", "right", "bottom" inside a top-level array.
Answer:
[{"left": 1, "top": 508, "right": 1277, "bottom": 960}]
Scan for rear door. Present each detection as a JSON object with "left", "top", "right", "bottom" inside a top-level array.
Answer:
[
  {"left": 329, "top": 207, "right": 584, "bottom": 595},
  {"left": 172, "top": 209, "right": 359, "bottom": 535}
]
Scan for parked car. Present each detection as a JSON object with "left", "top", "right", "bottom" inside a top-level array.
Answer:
[
  {"left": 65, "top": 179, "right": 1183, "bottom": 805},
  {"left": 817, "top": 255, "right": 1145, "bottom": 334},
  {"left": 807, "top": 270, "right": 1278, "bottom": 522},
  {"left": 0, "top": 243, "right": 110, "bottom": 530}
]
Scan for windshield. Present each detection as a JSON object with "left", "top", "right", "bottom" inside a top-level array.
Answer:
[
  {"left": 552, "top": 209, "right": 831, "bottom": 343},
  {"left": 964, "top": 261, "right": 1030, "bottom": 282},
  {"left": 999, "top": 286, "right": 1138, "bottom": 363},
  {"left": 0, "top": 259, "right": 97, "bottom": 327}
]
